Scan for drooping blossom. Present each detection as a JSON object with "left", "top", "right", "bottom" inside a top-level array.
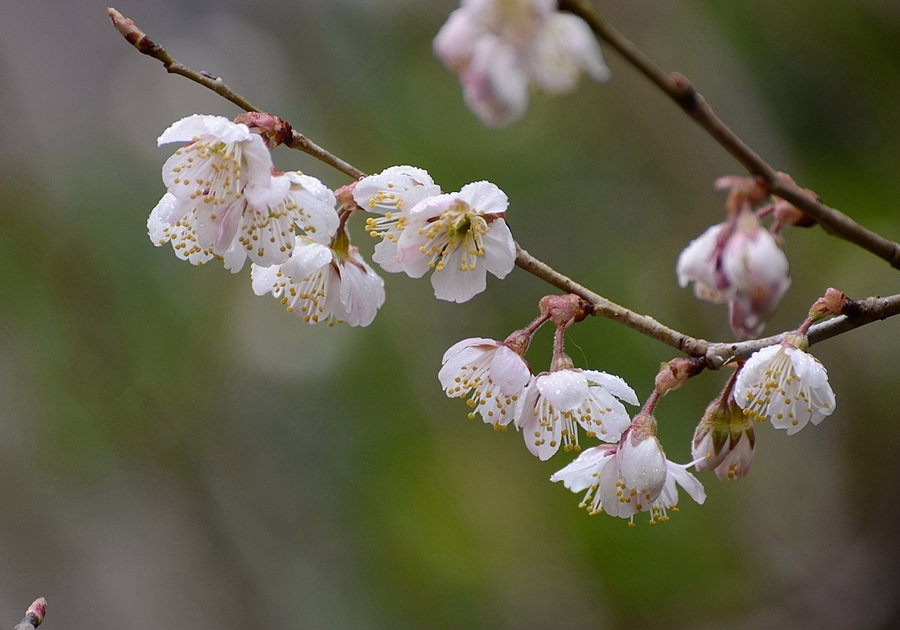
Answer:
[
  {"left": 352, "top": 165, "right": 442, "bottom": 272},
  {"left": 439, "top": 337, "right": 532, "bottom": 428},
  {"left": 152, "top": 114, "right": 339, "bottom": 271},
  {"left": 251, "top": 235, "right": 385, "bottom": 327},
  {"left": 734, "top": 334, "right": 835, "bottom": 435},
  {"left": 677, "top": 209, "right": 790, "bottom": 338},
  {"left": 691, "top": 395, "right": 755, "bottom": 481},
  {"left": 434, "top": 0, "right": 610, "bottom": 126},
  {"left": 515, "top": 368, "right": 637, "bottom": 461},
  {"left": 393, "top": 181, "right": 516, "bottom": 303},
  {"left": 551, "top": 415, "right": 706, "bottom": 523}
]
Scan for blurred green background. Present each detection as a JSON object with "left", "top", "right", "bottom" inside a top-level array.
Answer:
[{"left": 1, "top": 1, "right": 899, "bottom": 628}]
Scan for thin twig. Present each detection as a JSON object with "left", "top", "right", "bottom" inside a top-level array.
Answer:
[
  {"left": 558, "top": 0, "right": 900, "bottom": 269},
  {"left": 517, "top": 244, "right": 900, "bottom": 366},
  {"left": 106, "top": 7, "right": 366, "bottom": 180},
  {"left": 12, "top": 598, "right": 47, "bottom": 630}
]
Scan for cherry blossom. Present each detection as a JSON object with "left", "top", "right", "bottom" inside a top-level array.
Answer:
[
  {"left": 439, "top": 337, "right": 532, "bottom": 427},
  {"left": 434, "top": 0, "right": 610, "bottom": 126},
  {"left": 515, "top": 368, "right": 637, "bottom": 461},
  {"left": 393, "top": 181, "right": 516, "bottom": 303},
  {"left": 352, "top": 166, "right": 442, "bottom": 273},
  {"left": 691, "top": 396, "right": 756, "bottom": 481},
  {"left": 677, "top": 209, "right": 790, "bottom": 338},
  {"left": 551, "top": 417, "right": 706, "bottom": 523},
  {"left": 734, "top": 335, "right": 835, "bottom": 435},
  {"left": 251, "top": 235, "right": 385, "bottom": 327}
]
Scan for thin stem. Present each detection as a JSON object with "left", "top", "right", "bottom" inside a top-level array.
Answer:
[
  {"left": 557, "top": 0, "right": 900, "bottom": 269},
  {"left": 106, "top": 8, "right": 365, "bottom": 180}
]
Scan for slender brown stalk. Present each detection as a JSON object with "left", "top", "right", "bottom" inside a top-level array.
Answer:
[
  {"left": 106, "top": 8, "right": 365, "bottom": 180},
  {"left": 558, "top": 0, "right": 900, "bottom": 269}
]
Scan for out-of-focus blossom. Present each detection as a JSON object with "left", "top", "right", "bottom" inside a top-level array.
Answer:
[
  {"left": 434, "top": 0, "right": 610, "bottom": 126},
  {"left": 251, "top": 235, "right": 385, "bottom": 327},
  {"left": 515, "top": 368, "right": 637, "bottom": 461},
  {"left": 734, "top": 334, "right": 835, "bottom": 435},
  {"left": 393, "top": 181, "right": 516, "bottom": 303},
  {"left": 353, "top": 166, "right": 442, "bottom": 272},
  {"left": 677, "top": 209, "right": 790, "bottom": 338},
  {"left": 439, "top": 337, "right": 532, "bottom": 427},
  {"left": 692, "top": 396, "right": 755, "bottom": 481}
]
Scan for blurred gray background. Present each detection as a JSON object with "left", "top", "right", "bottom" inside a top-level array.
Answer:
[{"left": 1, "top": 1, "right": 899, "bottom": 629}]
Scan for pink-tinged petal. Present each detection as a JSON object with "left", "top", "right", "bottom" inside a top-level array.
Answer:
[
  {"left": 441, "top": 337, "right": 497, "bottom": 363},
  {"left": 528, "top": 13, "right": 610, "bottom": 93},
  {"left": 371, "top": 239, "right": 404, "bottom": 273},
  {"left": 463, "top": 36, "right": 529, "bottom": 127},
  {"left": 157, "top": 114, "right": 250, "bottom": 146},
  {"left": 337, "top": 254, "right": 385, "bottom": 327},
  {"left": 430, "top": 248, "right": 487, "bottom": 302},
  {"left": 456, "top": 181, "right": 509, "bottom": 215},
  {"left": 434, "top": 8, "right": 480, "bottom": 71},
  {"left": 214, "top": 199, "right": 245, "bottom": 252},
  {"left": 480, "top": 218, "right": 516, "bottom": 278},
  {"left": 489, "top": 346, "right": 531, "bottom": 395}
]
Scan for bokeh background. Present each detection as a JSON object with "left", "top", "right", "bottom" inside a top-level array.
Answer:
[{"left": 1, "top": 1, "right": 899, "bottom": 628}]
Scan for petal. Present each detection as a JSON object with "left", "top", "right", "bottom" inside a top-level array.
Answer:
[
  {"left": 536, "top": 370, "right": 588, "bottom": 412},
  {"left": 481, "top": 218, "right": 517, "bottom": 278},
  {"left": 456, "top": 181, "right": 509, "bottom": 215}
]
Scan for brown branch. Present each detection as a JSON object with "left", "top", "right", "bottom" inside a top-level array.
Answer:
[
  {"left": 518, "top": 244, "right": 900, "bottom": 366},
  {"left": 12, "top": 598, "right": 46, "bottom": 630},
  {"left": 106, "top": 8, "right": 366, "bottom": 181},
  {"left": 558, "top": 0, "right": 900, "bottom": 269}
]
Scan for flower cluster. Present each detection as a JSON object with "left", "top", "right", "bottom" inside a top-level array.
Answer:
[
  {"left": 150, "top": 119, "right": 519, "bottom": 325},
  {"left": 439, "top": 298, "right": 707, "bottom": 524},
  {"left": 353, "top": 166, "right": 516, "bottom": 303},
  {"left": 434, "top": 0, "right": 611, "bottom": 126}
]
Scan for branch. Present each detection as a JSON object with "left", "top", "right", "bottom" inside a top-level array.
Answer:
[
  {"left": 106, "top": 8, "right": 365, "bottom": 181},
  {"left": 558, "top": 0, "right": 900, "bottom": 269},
  {"left": 518, "top": 244, "right": 900, "bottom": 366},
  {"left": 12, "top": 598, "right": 46, "bottom": 630}
]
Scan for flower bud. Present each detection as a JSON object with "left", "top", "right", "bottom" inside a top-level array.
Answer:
[{"left": 692, "top": 396, "right": 755, "bottom": 481}]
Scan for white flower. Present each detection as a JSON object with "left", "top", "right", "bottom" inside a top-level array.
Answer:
[
  {"left": 434, "top": 0, "right": 610, "bottom": 126},
  {"left": 393, "top": 181, "right": 516, "bottom": 303},
  {"left": 439, "top": 337, "right": 531, "bottom": 427},
  {"left": 159, "top": 114, "right": 272, "bottom": 207},
  {"left": 251, "top": 235, "right": 385, "bottom": 327},
  {"left": 149, "top": 170, "right": 339, "bottom": 273},
  {"left": 551, "top": 427, "right": 706, "bottom": 524},
  {"left": 515, "top": 369, "right": 637, "bottom": 461},
  {"left": 352, "top": 166, "right": 442, "bottom": 273},
  {"left": 691, "top": 397, "right": 756, "bottom": 481},
  {"left": 677, "top": 210, "right": 790, "bottom": 338},
  {"left": 734, "top": 337, "right": 836, "bottom": 435}
]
